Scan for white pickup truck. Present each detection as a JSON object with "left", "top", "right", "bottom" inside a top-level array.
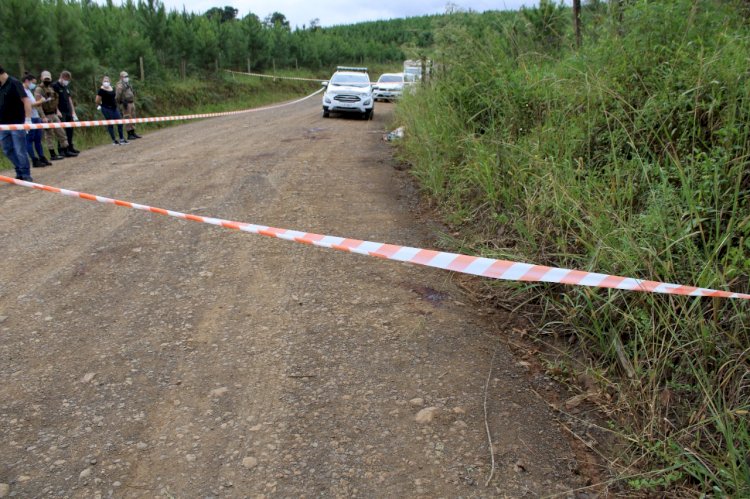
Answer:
[
  {"left": 373, "top": 73, "right": 405, "bottom": 101},
  {"left": 322, "top": 66, "right": 374, "bottom": 120}
]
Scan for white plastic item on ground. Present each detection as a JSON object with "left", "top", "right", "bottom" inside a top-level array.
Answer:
[{"left": 384, "top": 126, "right": 405, "bottom": 142}]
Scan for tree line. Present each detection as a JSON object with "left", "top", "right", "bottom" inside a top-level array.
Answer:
[{"left": 0, "top": 0, "right": 437, "bottom": 83}]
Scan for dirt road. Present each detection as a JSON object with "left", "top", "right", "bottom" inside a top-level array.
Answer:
[{"left": 0, "top": 95, "right": 587, "bottom": 497}]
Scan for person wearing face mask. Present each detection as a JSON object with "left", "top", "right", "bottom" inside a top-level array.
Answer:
[
  {"left": 52, "top": 70, "right": 81, "bottom": 155},
  {"left": 22, "top": 74, "right": 51, "bottom": 167},
  {"left": 116, "top": 71, "right": 142, "bottom": 140},
  {"left": 96, "top": 76, "right": 128, "bottom": 146},
  {"left": 0, "top": 65, "right": 33, "bottom": 181},
  {"left": 33, "top": 70, "right": 74, "bottom": 160}
]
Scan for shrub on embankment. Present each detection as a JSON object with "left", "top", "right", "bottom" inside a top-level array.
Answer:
[{"left": 398, "top": 1, "right": 750, "bottom": 494}]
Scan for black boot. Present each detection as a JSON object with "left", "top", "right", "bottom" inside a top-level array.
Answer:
[
  {"left": 68, "top": 145, "right": 81, "bottom": 154},
  {"left": 39, "top": 155, "right": 52, "bottom": 166},
  {"left": 49, "top": 149, "right": 64, "bottom": 161},
  {"left": 31, "top": 157, "right": 42, "bottom": 168},
  {"left": 128, "top": 130, "right": 141, "bottom": 140},
  {"left": 62, "top": 146, "right": 77, "bottom": 158}
]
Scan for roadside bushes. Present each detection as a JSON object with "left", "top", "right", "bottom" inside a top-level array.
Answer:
[{"left": 397, "top": 0, "right": 750, "bottom": 494}]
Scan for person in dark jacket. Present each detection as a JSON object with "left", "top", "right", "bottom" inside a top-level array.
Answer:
[
  {"left": 52, "top": 70, "right": 81, "bottom": 155},
  {"left": 95, "top": 75, "right": 128, "bottom": 145},
  {"left": 0, "top": 65, "right": 33, "bottom": 181}
]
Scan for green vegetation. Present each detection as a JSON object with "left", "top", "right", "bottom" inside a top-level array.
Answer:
[
  {"left": 0, "top": 0, "right": 422, "bottom": 168},
  {"left": 0, "top": 0, "right": 434, "bottom": 80},
  {"left": 3, "top": 0, "right": 747, "bottom": 494},
  {"left": 397, "top": 1, "right": 750, "bottom": 495},
  {"left": 0, "top": 73, "right": 318, "bottom": 170}
]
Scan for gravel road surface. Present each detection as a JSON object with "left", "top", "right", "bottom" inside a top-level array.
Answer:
[{"left": 0, "top": 96, "right": 587, "bottom": 497}]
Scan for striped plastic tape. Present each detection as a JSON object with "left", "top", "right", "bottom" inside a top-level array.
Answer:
[
  {"left": 227, "top": 69, "right": 381, "bottom": 85},
  {"left": 0, "top": 88, "right": 323, "bottom": 132},
  {"left": 1, "top": 175, "right": 747, "bottom": 300},
  {"left": 226, "top": 69, "right": 326, "bottom": 83}
]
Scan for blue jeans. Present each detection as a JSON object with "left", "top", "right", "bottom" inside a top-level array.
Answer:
[
  {"left": 101, "top": 106, "right": 124, "bottom": 141},
  {"left": 0, "top": 130, "right": 32, "bottom": 180},
  {"left": 26, "top": 117, "right": 45, "bottom": 159}
]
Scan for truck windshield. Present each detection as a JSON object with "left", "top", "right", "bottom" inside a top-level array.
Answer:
[
  {"left": 378, "top": 75, "right": 403, "bottom": 83},
  {"left": 331, "top": 74, "right": 370, "bottom": 87}
]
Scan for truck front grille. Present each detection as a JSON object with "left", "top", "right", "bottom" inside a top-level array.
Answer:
[{"left": 333, "top": 95, "right": 361, "bottom": 103}]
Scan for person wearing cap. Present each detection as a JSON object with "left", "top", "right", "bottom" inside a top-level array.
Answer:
[
  {"left": 0, "top": 65, "right": 34, "bottom": 181},
  {"left": 22, "top": 74, "right": 51, "bottom": 167},
  {"left": 52, "top": 70, "right": 81, "bottom": 155},
  {"left": 34, "top": 70, "right": 75, "bottom": 160},
  {"left": 116, "top": 71, "right": 142, "bottom": 140}
]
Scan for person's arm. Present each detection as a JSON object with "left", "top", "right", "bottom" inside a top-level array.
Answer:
[
  {"left": 14, "top": 82, "right": 32, "bottom": 124},
  {"left": 69, "top": 95, "right": 77, "bottom": 120},
  {"left": 52, "top": 83, "right": 63, "bottom": 117},
  {"left": 21, "top": 96, "right": 32, "bottom": 124},
  {"left": 115, "top": 83, "right": 123, "bottom": 105},
  {"left": 33, "top": 88, "right": 49, "bottom": 122},
  {"left": 95, "top": 94, "right": 102, "bottom": 106}
]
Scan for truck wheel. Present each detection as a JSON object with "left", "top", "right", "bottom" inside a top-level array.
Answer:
[
  {"left": 322, "top": 109, "right": 329, "bottom": 118},
  {"left": 363, "top": 109, "right": 372, "bottom": 120}
]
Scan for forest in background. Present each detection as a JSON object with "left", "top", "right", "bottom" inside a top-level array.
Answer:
[{"left": 0, "top": 0, "right": 435, "bottom": 82}]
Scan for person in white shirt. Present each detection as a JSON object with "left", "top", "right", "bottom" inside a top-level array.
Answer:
[{"left": 22, "top": 74, "right": 51, "bottom": 167}]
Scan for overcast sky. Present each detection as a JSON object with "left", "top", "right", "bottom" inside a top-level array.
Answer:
[{"left": 158, "top": 1, "right": 553, "bottom": 28}]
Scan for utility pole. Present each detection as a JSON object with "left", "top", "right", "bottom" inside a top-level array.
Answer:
[
  {"left": 611, "top": 0, "right": 624, "bottom": 34},
  {"left": 139, "top": 56, "right": 145, "bottom": 81},
  {"left": 573, "top": 0, "right": 582, "bottom": 48}
]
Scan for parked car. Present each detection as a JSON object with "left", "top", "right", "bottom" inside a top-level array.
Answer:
[
  {"left": 321, "top": 66, "right": 374, "bottom": 120},
  {"left": 373, "top": 73, "right": 405, "bottom": 101}
]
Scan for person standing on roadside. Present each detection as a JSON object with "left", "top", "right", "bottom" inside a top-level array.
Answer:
[
  {"left": 96, "top": 76, "right": 128, "bottom": 146},
  {"left": 22, "top": 74, "right": 51, "bottom": 167},
  {"left": 116, "top": 71, "right": 142, "bottom": 140},
  {"left": 52, "top": 70, "right": 81, "bottom": 155},
  {"left": 0, "top": 65, "right": 34, "bottom": 181},
  {"left": 34, "top": 70, "right": 74, "bottom": 160}
]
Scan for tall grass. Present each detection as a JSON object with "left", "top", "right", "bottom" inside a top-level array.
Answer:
[{"left": 398, "top": 1, "right": 750, "bottom": 494}]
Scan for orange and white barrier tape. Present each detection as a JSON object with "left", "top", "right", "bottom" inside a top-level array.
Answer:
[
  {"left": 0, "top": 88, "right": 323, "bottom": 132},
  {"left": 2, "top": 176, "right": 748, "bottom": 300},
  {"left": 226, "top": 70, "right": 381, "bottom": 85},
  {"left": 226, "top": 69, "right": 326, "bottom": 83}
]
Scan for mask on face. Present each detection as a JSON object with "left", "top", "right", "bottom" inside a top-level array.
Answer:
[
  {"left": 43, "top": 80, "right": 51, "bottom": 86},
  {"left": 62, "top": 80, "right": 70, "bottom": 87},
  {"left": 29, "top": 83, "right": 37, "bottom": 91},
  {"left": 103, "top": 80, "right": 111, "bottom": 88},
  {"left": 123, "top": 77, "right": 129, "bottom": 84}
]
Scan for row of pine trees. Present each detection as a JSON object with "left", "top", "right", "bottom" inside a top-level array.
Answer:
[{"left": 0, "top": 0, "right": 436, "bottom": 82}]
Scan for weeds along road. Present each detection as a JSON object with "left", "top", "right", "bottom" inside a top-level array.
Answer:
[{"left": 0, "top": 97, "right": 586, "bottom": 497}]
